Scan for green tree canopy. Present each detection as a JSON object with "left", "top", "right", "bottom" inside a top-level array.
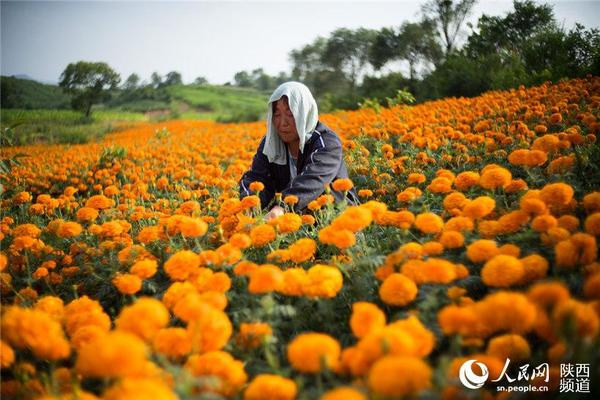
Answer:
[{"left": 58, "top": 61, "right": 120, "bottom": 117}]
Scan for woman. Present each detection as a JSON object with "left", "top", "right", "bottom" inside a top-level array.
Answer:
[{"left": 239, "top": 81, "right": 359, "bottom": 220}]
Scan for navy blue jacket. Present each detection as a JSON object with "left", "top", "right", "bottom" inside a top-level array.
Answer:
[{"left": 239, "top": 121, "right": 360, "bottom": 212}]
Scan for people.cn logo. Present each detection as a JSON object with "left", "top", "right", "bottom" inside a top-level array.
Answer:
[{"left": 459, "top": 360, "right": 489, "bottom": 389}]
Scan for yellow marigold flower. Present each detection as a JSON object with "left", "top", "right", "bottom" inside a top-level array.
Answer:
[
  {"left": 321, "top": 387, "right": 366, "bottom": 400},
  {"left": 287, "top": 333, "right": 341, "bottom": 373},
  {"left": 584, "top": 212, "right": 600, "bottom": 236},
  {"left": 244, "top": 374, "right": 297, "bottom": 400},
  {"left": 76, "top": 331, "right": 147, "bottom": 378},
  {"left": 250, "top": 224, "right": 276, "bottom": 247},
  {"left": 379, "top": 273, "right": 418, "bottom": 306},
  {"left": 486, "top": 334, "right": 531, "bottom": 361},
  {"left": 350, "top": 302, "right": 386, "bottom": 338},
  {"left": 248, "top": 264, "right": 283, "bottom": 294},
  {"left": 153, "top": 327, "right": 192, "bottom": 358},
  {"left": 463, "top": 196, "right": 495, "bottom": 219},
  {"left": 185, "top": 351, "right": 247, "bottom": 396},
  {"left": 115, "top": 298, "right": 169, "bottom": 342},
  {"left": 76, "top": 207, "right": 99, "bottom": 222},
  {"left": 103, "top": 377, "right": 177, "bottom": 400},
  {"left": 466, "top": 239, "right": 499, "bottom": 263},
  {"left": 249, "top": 181, "right": 264, "bottom": 193},
  {"left": 112, "top": 273, "right": 142, "bottom": 295},
  {"left": 368, "top": 356, "right": 432, "bottom": 397},
  {"left": 482, "top": 255, "right": 524, "bottom": 287},
  {"left": 164, "top": 250, "right": 200, "bottom": 281},
  {"left": 236, "top": 322, "right": 273, "bottom": 349},
  {"left": 304, "top": 264, "right": 344, "bottom": 298},
  {"left": 1, "top": 306, "right": 70, "bottom": 361},
  {"left": 85, "top": 194, "right": 114, "bottom": 210},
  {"left": 332, "top": 178, "right": 354, "bottom": 192},
  {"left": 539, "top": 182, "right": 574, "bottom": 207},
  {"left": 414, "top": 212, "right": 444, "bottom": 234}
]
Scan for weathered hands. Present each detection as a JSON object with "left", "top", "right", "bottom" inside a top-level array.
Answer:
[{"left": 265, "top": 205, "right": 285, "bottom": 221}]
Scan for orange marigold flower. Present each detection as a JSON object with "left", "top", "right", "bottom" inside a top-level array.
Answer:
[
  {"left": 250, "top": 224, "right": 276, "bottom": 247},
  {"left": 350, "top": 302, "right": 386, "bottom": 338},
  {"left": 322, "top": 387, "right": 366, "bottom": 400},
  {"left": 153, "top": 327, "right": 192, "bottom": 358},
  {"left": 466, "top": 239, "right": 499, "bottom": 263},
  {"left": 553, "top": 299, "right": 599, "bottom": 339},
  {"left": 85, "top": 194, "right": 114, "bottom": 210},
  {"left": 358, "top": 189, "right": 373, "bottom": 198},
  {"left": 185, "top": 351, "right": 247, "bottom": 396},
  {"left": 480, "top": 166, "right": 511, "bottom": 190},
  {"left": 331, "top": 206, "right": 373, "bottom": 233},
  {"left": 427, "top": 177, "right": 452, "bottom": 193},
  {"left": 244, "top": 374, "right": 297, "bottom": 400},
  {"left": 130, "top": 259, "right": 158, "bottom": 279},
  {"left": 407, "top": 173, "right": 426, "bottom": 184},
  {"left": 249, "top": 181, "right": 265, "bottom": 193},
  {"left": 454, "top": 171, "right": 480, "bottom": 191},
  {"left": 304, "top": 264, "right": 344, "bottom": 298},
  {"left": 379, "top": 273, "right": 418, "bottom": 306},
  {"left": 241, "top": 195, "right": 261, "bottom": 210},
  {"left": 439, "top": 231, "right": 465, "bottom": 249},
  {"left": 76, "top": 207, "right": 99, "bottom": 222},
  {"left": 332, "top": 178, "right": 354, "bottom": 192},
  {"left": 284, "top": 195, "right": 298, "bottom": 205},
  {"left": 287, "top": 238, "right": 317, "bottom": 263},
  {"left": 236, "top": 322, "right": 273, "bottom": 349},
  {"left": 13, "top": 191, "right": 33, "bottom": 204},
  {"left": 539, "top": 182, "right": 574, "bottom": 207},
  {"left": 269, "top": 213, "right": 302, "bottom": 234},
  {"left": 75, "top": 331, "right": 147, "bottom": 378},
  {"left": 115, "top": 297, "right": 169, "bottom": 342},
  {"left": 318, "top": 226, "right": 356, "bottom": 249},
  {"left": 463, "top": 196, "right": 495, "bottom": 219},
  {"left": 229, "top": 233, "right": 252, "bottom": 249},
  {"left": 584, "top": 213, "right": 600, "bottom": 236},
  {"left": 444, "top": 216, "right": 474, "bottom": 232},
  {"left": 368, "top": 356, "right": 432, "bottom": 397},
  {"left": 482, "top": 255, "right": 525, "bottom": 287},
  {"left": 414, "top": 212, "right": 444, "bottom": 234},
  {"left": 112, "top": 273, "right": 142, "bottom": 295},
  {"left": 248, "top": 264, "right": 283, "bottom": 294},
  {"left": 187, "top": 307, "right": 232, "bottom": 353},
  {"left": 164, "top": 250, "right": 200, "bottom": 281},
  {"left": 443, "top": 192, "right": 468, "bottom": 211},
  {"left": 287, "top": 333, "right": 341, "bottom": 373}
]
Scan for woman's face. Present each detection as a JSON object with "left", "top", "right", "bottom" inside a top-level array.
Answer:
[{"left": 273, "top": 97, "right": 299, "bottom": 144}]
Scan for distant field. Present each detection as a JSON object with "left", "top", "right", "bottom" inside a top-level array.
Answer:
[{"left": 0, "top": 109, "right": 148, "bottom": 146}]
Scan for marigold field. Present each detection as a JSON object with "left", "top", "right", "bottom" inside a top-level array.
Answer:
[{"left": 1, "top": 77, "right": 600, "bottom": 400}]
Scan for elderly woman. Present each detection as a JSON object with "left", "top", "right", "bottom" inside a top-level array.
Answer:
[{"left": 239, "top": 81, "right": 359, "bottom": 220}]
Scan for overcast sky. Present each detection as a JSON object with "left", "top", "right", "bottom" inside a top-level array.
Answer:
[{"left": 2, "top": 0, "right": 599, "bottom": 85}]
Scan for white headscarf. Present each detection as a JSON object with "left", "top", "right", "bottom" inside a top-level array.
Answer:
[{"left": 263, "top": 81, "right": 319, "bottom": 165}]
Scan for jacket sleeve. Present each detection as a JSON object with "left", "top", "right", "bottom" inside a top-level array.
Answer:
[
  {"left": 239, "top": 136, "right": 275, "bottom": 209},
  {"left": 282, "top": 132, "right": 342, "bottom": 211}
]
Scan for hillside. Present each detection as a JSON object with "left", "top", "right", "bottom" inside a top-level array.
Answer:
[{"left": 0, "top": 75, "right": 71, "bottom": 109}]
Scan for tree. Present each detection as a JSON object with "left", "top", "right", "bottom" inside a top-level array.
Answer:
[
  {"left": 194, "top": 76, "right": 208, "bottom": 85},
  {"left": 150, "top": 72, "right": 163, "bottom": 89},
  {"left": 58, "top": 61, "right": 120, "bottom": 117},
  {"left": 233, "top": 71, "right": 253, "bottom": 87},
  {"left": 370, "top": 21, "right": 442, "bottom": 80},
  {"left": 322, "top": 28, "right": 378, "bottom": 91},
  {"left": 421, "top": 0, "right": 477, "bottom": 55},
  {"left": 163, "top": 71, "right": 183, "bottom": 86},
  {"left": 122, "top": 73, "right": 140, "bottom": 90}
]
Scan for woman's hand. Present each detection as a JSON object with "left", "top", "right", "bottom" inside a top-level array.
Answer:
[{"left": 265, "top": 205, "right": 285, "bottom": 221}]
